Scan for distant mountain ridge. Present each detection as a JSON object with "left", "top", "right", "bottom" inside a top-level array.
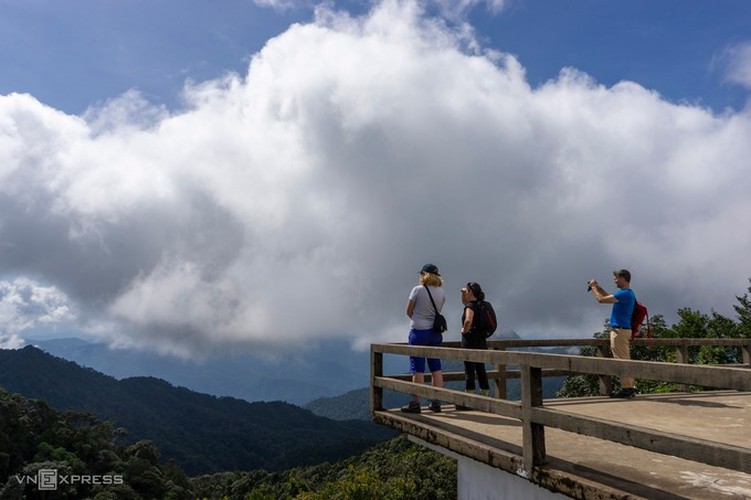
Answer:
[
  {"left": 304, "top": 376, "right": 567, "bottom": 421},
  {"left": 0, "top": 346, "right": 394, "bottom": 475},
  {"left": 26, "top": 337, "right": 393, "bottom": 405},
  {"left": 25, "top": 330, "right": 522, "bottom": 406}
]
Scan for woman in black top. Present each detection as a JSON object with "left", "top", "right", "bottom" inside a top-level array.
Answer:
[{"left": 460, "top": 282, "right": 490, "bottom": 396}]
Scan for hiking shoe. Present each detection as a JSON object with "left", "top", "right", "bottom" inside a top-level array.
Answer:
[
  {"left": 428, "top": 400, "right": 441, "bottom": 413},
  {"left": 400, "top": 401, "right": 421, "bottom": 413},
  {"left": 610, "top": 388, "right": 636, "bottom": 399}
]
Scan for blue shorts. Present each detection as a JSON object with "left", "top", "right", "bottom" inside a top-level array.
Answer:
[{"left": 408, "top": 328, "right": 443, "bottom": 373}]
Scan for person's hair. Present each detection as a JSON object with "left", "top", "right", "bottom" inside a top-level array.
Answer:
[
  {"left": 420, "top": 272, "right": 443, "bottom": 287},
  {"left": 613, "top": 269, "right": 631, "bottom": 282},
  {"left": 466, "top": 282, "right": 485, "bottom": 301}
]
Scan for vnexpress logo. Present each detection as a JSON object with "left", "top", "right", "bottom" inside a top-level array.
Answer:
[
  {"left": 37, "top": 469, "right": 58, "bottom": 491},
  {"left": 13, "top": 469, "right": 124, "bottom": 490}
]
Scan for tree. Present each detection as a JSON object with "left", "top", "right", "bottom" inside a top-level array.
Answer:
[
  {"left": 669, "top": 308, "right": 742, "bottom": 365},
  {"left": 733, "top": 278, "right": 751, "bottom": 337},
  {"left": 697, "top": 311, "right": 742, "bottom": 365},
  {"left": 556, "top": 324, "right": 609, "bottom": 398},
  {"left": 631, "top": 314, "right": 670, "bottom": 362}
]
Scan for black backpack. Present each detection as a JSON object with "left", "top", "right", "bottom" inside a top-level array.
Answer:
[{"left": 475, "top": 300, "right": 498, "bottom": 338}]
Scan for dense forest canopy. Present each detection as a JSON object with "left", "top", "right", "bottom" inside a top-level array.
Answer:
[{"left": 0, "top": 389, "right": 454, "bottom": 499}]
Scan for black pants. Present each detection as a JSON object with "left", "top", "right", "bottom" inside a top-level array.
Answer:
[{"left": 464, "top": 361, "right": 489, "bottom": 391}]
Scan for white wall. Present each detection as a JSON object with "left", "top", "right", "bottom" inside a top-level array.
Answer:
[
  {"left": 457, "top": 455, "right": 569, "bottom": 500},
  {"left": 409, "top": 437, "right": 570, "bottom": 500}
]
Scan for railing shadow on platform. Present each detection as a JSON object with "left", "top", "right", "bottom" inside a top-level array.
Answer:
[{"left": 370, "top": 338, "right": 751, "bottom": 476}]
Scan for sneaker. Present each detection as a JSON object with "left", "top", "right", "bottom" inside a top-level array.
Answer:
[
  {"left": 400, "top": 401, "right": 421, "bottom": 413},
  {"left": 610, "top": 388, "right": 636, "bottom": 399},
  {"left": 428, "top": 400, "right": 441, "bottom": 413}
]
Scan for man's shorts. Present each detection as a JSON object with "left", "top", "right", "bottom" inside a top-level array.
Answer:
[{"left": 408, "top": 328, "right": 443, "bottom": 373}]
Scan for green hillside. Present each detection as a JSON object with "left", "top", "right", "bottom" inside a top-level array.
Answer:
[
  {"left": 0, "top": 387, "right": 454, "bottom": 499},
  {"left": 0, "top": 346, "right": 394, "bottom": 475}
]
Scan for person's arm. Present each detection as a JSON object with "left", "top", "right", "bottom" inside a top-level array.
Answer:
[
  {"left": 406, "top": 299, "right": 415, "bottom": 318},
  {"left": 588, "top": 280, "right": 618, "bottom": 304},
  {"left": 461, "top": 307, "right": 474, "bottom": 334}
]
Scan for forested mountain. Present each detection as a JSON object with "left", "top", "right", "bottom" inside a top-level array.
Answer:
[
  {"left": 27, "top": 329, "right": 523, "bottom": 406},
  {"left": 0, "top": 388, "right": 194, "bottom": 499},
  {"left": 0, "top": 388, "right": 455, "bottom": 499},
  {"left": 305, "top": 376, "right": 567, "bottom": 421},
  {"left": 0, "top": 346, "right": 394, "bottom": 475},
  {"left": 306, "top": 388, "right": 410, "bottom": 421},
  {"left": 28, "top": 337, "right": 381, "bottom": 406},
  {"left": 190, "top": 434, "right": 456, "bottom": 500}
]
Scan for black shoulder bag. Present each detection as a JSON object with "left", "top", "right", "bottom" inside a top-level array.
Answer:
[{"left": 424, "top": 286, "right": 447, "bottom": 333}]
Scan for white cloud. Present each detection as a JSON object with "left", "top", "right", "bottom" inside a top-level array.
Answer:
[
  {"left": 254, "top": 0, "right": 508, "bottom": 19},
  {"left": 253, "top": 0, "right": 299, "bottom": 11},
  {"left": 0, "top": 278, "right": 77, "bottom": 348},
  {"left": 431, "top": 0, "right": 507, "bottom": 21},
  {"left": 1, "top": 0, "right": 750, "bottom": 357},
  {"left": 721, "top": 41, "right": 751, "bottom": 90}
]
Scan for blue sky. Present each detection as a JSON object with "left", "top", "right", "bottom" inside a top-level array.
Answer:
[
  {"left": 469, "top": 1, "right": 750, "bottom": 112},
  {"left": 0, "top": 0, "right": 295, "bottom": 113},
  {"left": 1, "top": 0, "right": 750, "bottom": 356},
  {"left": 3, "top": 1, "right": 748, "bottom": 114}
]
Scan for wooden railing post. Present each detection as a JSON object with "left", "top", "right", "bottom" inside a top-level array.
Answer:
[
  {"left": 743, "top": 341, "right": 751, "bottom": 367},
  {"left": 596, "top": 342, "right": 613, "bottom": 396},
  {"left": 676, "top": 341, "right": 690, "bottom": 392},
  {"left": 494, "top": 346, "right": 507, "bottom": 400},
  {"left": 371, "top": 346, "right": 383, "bottom": 413},
  {"left": 521, "top": 364, "right": 546, "bottom": 473},
  {"left": 675, "top": 342, "right": 689, "bottom": 364}
]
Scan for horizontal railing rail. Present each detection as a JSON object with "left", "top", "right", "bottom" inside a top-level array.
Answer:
[
  {"left": 370, "top": 339, "right": 751, "bottom": 476},
  {"left": 403, "top": 337, "right": 751, "bottom": 397}
]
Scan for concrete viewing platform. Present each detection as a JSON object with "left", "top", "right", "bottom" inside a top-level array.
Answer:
[
  {"left": 370, "top": 340, "right": 751, "bottom": 499},
  {"left": 375, "top": 390, "right": 751, "bottom": 499}
]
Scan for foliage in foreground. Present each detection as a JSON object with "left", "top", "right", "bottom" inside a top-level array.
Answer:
[
  {"left": 0, "top": 389, "right": 193, "bottom": 499},
  {"left": 190, "top": 434, "right": 456, "bottom": 500}
]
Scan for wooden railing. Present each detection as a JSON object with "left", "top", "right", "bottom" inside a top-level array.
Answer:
[
  {"left": 370, "top": 338, "right": 751, "bottom": 476},
  {"left": 396, "top": 338, "right": 751, "bottom": 397}
]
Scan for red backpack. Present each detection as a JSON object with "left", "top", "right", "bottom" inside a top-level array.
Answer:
[{"left": 631, "top": 298, "right": 650, "bottom": 340}]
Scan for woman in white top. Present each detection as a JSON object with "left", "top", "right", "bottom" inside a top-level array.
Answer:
[{"left": 401, "top": 263, "right": 445, "bottom": 414}]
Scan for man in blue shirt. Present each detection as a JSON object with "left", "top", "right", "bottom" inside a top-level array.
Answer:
[{"left": 588, "top": 269, "right": 636, "bottom": 398}]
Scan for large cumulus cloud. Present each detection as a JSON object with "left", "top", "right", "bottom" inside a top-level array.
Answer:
[{"left": 1, "top": 0, "right": 750, "bottom": 356}]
